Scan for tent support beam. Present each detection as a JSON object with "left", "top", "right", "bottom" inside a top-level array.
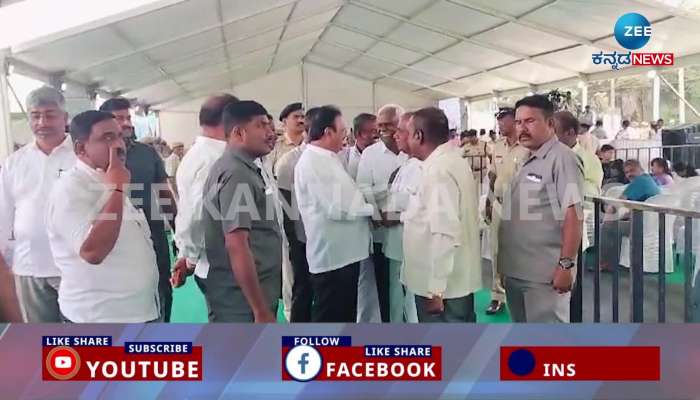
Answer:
[
  {"left": 331, "top": 22, "right": 530, "bottom": 86},
  {"left": 678, "top": 68, "right": 686, "bottom": 124},
  {"left": 319, "top": 39, "right": 468, "bottom": 93},
  {"left": 653, "top": 74, "right": 660, "bottom": 121},
  {"left": 658, "top": 72, "right": 700, "bottom": 120},
  {"left": 338, "top": 0, "right": 441, "bottom": 71}
]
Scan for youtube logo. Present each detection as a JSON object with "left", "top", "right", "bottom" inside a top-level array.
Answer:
[
  {"left": 54, "top": 356, "right": 72, "bottom": 369},
  {"left": 45, "top": 347, "right": 81, "bottom": 380}
]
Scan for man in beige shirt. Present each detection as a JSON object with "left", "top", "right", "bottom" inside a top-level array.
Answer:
[
  {"left": 485, "top": 108, "right": 529, "bottom": 315},
  {"left": 461, "top": 129, "right": 490, "bottom": 184},
  {"left": 402, "top": 107, "right": 482, "bottom": 322},
  {"left": 265, "top": 102, "right": 305, "bottom": 176}
]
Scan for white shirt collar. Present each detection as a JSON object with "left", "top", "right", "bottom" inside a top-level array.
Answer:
[
  {"left": 75, "top": 159, "right": 104, "bottom": 182},
  {"left": 196, "top": 135, "right": 226, "bottom": 149},
  {"left": 28, "top": 135, "right": 73, "bottom": 155},
  {"left": 423, "top": 142, "right": 455, "bottom": 166},
  {"left": 307, "top": 143, "right": 338, "bottom": 157}
]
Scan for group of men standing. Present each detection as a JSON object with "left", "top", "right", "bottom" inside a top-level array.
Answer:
[{"left": 1, "top": 86, "right": 587, "bottom": 324}]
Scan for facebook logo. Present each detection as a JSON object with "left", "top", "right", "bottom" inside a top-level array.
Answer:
[
  {"left": 298, "top": 352, "right": 309, "bottom": 374},
  {"left": 285, "top": 345, "right": 322, "bottom": 381}
]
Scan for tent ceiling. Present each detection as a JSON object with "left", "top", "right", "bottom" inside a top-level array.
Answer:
[{"left": 3, "top": 0, "right": 700, "bottom": 108}]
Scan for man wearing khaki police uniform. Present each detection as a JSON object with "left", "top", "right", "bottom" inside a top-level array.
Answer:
[
  {"left": 461, "top": 129, "right": 490, "bottom": 185},
  {"left": 484, "top": 108, "right": 529, "bottom": 315}
]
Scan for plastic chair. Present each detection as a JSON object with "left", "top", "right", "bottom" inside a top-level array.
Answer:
[{"left": 619, "top": 194, "right": 678, "bottom": 273}]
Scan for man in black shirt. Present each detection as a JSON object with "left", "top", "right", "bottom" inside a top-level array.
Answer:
[{"left": 100, "top": 98, "right": 177, "bottom": 322}]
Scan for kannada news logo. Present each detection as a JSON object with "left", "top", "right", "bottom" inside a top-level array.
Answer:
[
  {"left": 592, "top": 12, "right": 674, "bottom": 70},
  {"left": 281, "top": 336, "right": 442, "bottom": 382},
  {"left": 42, "top": 336, "right": 203, "bottom": 381}
]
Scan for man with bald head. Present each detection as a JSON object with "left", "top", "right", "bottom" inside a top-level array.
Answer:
[
  {"left": 171, "top": 94, "right": 239, "bottom": 320},
  {"left": 357, "top": 104, "right": 409, "bottom": 322}
]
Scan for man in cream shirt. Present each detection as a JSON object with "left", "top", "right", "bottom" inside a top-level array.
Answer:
[
  {"left": 554, "top": 111, "right": 603, "bottom": 250},
  {"left": 402, "top": 107, "right": 482, "bottom": 323},
  {"left": 47, "top": 111, "right": 159, "bottom": 323}
]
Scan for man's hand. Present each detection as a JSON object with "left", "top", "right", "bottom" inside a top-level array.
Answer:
[
  {"left": 552, "top": 267, "right": 574, "bottom": 293},
  {"left": 484, "top": 198, "right": 493, "bottom": 225},
  {"left": 104, "top": 145, "right": 130, "bottom": 191},
  {"left": 170, "top": 258, "right": 193, "bottom": 288},
  {"left": 425, "top": 295, "right": 444, "bottom": 315},
  {"left": 254, "top": 309, "right": 276, "bottom": 323}
]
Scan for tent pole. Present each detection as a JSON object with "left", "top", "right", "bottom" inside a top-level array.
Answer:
[
  {"left": 678, "top": 68, "right": 686, "bottom": 124},
  {"left": 0, "top": 53, "right": 14, "bottom": 161}
]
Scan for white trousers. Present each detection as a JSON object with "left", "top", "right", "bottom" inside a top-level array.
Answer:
[
  {"left": 356, "top": 257, "right": 381, "bottom": 322},
  {"left": 389, "top": 258, "right": 418, "bottom": 323}
]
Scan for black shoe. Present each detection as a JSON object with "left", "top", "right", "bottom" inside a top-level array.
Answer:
[{"left": 485, "top": 300, "right": 504, "bottom": 315}]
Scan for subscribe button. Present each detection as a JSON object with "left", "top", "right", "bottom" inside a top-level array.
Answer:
[{"left": 501, "top": 347, "right": 660, "bottom": 381}]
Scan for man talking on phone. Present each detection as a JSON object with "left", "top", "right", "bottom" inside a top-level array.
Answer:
[{"left": 46, "top": 111, "right": 160, "bottom": 323}]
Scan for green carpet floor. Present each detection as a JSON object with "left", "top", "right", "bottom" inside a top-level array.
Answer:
[
  {"left": 170, "top": 281, "right": 510, "bottom": 323},
  {"left": 167, "top": 235, "right": 692, "bottom": 323}
]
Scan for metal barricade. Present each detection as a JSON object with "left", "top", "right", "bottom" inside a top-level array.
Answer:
[{"left": 570, "top": 196, "right": 700, "bottom": 323}]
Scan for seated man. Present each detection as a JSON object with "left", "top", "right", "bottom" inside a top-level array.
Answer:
[
  {"left": 599, "top": 159, "right": 660, "bottom": 271},
  {"left": 46, "top": 111, "right": 160, "bottom": 323}
]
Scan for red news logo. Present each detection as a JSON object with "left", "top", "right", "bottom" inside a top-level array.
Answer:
[{"left": 632, "top": 52, "right": 674, "bottom": 66}]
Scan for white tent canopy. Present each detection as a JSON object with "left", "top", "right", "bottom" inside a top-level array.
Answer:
[{"left": 1, "top": 0, "right": 700, "bottom": 148}]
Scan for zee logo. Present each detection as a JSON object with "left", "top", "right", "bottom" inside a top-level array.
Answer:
[
  {"left": 284, "top": 345, "right": 322, "bottom": 382},
  {"left": 614, "top": 13, "right": 652, "bottom": 50}
]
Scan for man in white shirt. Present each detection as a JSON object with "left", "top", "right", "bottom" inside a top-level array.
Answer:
[
  {"left": 0, "top": 86, "right": 76, "bottom": 322},
  {"left": 383, "top": 111, "right": 419, "bottom": 322},
  {"left": 295, "top": 105, "right": 375, "bottom": 322},
  {"left": 357, "top": 104, "right": 408, "bottom": 322},
  {"left": 46, "top": 111, "right": 159, "bottom": 323},
  {"left": 580, "top": 105, "right": 595, "bottom": 127},
  {"left": 339, "top": 113, "right": 378, "bottom": 179},
  {"left": 170, "top": 94, "right": 238, "bottom": 320},
  {"left": 164, "top": 141, "right": 184, "bottom": 199},
  {"left": 589, "top": 120, "right": 608, "bottom": 141},
  {"left": 275, "top": 107, "right": 319, "bottom": 322},
  {"left": 614, "top": 120, "right": 630, "bottom": 141},
  {"left": 402, "top": 107, "right": 482, "bottom": 323}
]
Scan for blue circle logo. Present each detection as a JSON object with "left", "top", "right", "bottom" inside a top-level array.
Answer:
[
  {"left": 614, "top": 13, "right": 651, "bottom": 50},
  {"left": 508, "top": 349, "right": 535, "bottom": 376}
]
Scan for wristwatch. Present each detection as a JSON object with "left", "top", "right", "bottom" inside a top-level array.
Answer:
[{"left": 558, "top": 257, "right": 576, "bottom": 270}]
